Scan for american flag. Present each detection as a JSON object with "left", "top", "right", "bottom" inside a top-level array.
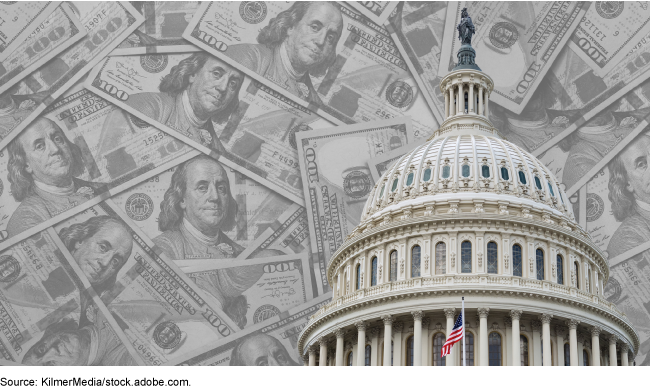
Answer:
[{"left": 441, "top": 311, "right": 463, "bottom": 357}]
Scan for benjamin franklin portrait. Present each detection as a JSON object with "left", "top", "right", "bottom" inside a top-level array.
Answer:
[
  {"left": 105, "top": 52, "right": 244, "bottom": 153},
  {"left": 21, "top": 313, "right": 134, "bottom": 366},
  {"left": 6, "top": 117, "right": 106, "bottom": 237},
  {"left": 229, "top": 333, "right": 299, "bottom": 366},
  {"left": 227, "top": 1, "right": 343, "bottom": 106},
  {"left": 153, "top": 155, "right": 243, "bottom": 260}
]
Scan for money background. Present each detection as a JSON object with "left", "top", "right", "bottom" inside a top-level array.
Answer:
[{"left": 0, "top": 1, "right": 648, "bottom": 366}]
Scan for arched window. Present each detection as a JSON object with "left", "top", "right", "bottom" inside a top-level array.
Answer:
[
  {"left": 557, "top": 255, "right": 564, "bottom": 285},
  {"left": 356, "top": 264, "right": 361, "bottom": 289},
  {"left": 436, "top": 242, "right": 446, "bottom": 274},
  {"left": 489, "top": 332, "right": 502, "bottom": 366},
  {"left": 520, "top": 335, "right": 529, "bottom": 366},
  {"left": 500, "top": 167, "right": 509, "bottom": 180},
  {"left": 513, "top": 244, "right": 522, "bottom": 277},
  {"left": 487, "top": 241, "right": 498, "bottom": 274},
  {"left": 406, "top": 172, "right": 414, "bottom": 186},
  {"left": 406, "top": 336, "right": 414, "bottom": 366},
  {"left": 482, "top": 165, "right": 490, "bottom": 178},
  {"left": 412, "top": 245, "right": 421, "bottom": 277},
  {"left": 423, "top": 168, "right": 432, "bottom": 182},
  {"left": 518, "top": 170, "right": 527, "bottom": 185},
  {"left": 347, "top": 351, "right": 353, "bottom": 366},
  {"left": 462, "top": 164, "right": 470, "bottom": 177},
  {"left": 536, "top": 248, "right": 544, "bottom": 280},
  {"left": 465, "top": 332, "right": 475, "bottom": 366},
  {"left": 461, "top": 241, "right": 472, "bottom": 273},
  {"left": 564, "top": 343, "right": 570, "bottom": 366},
  {"left": 534, "top": 175, "right": 542, "bottom": 190},
  {"left": 433, "top": 333, "right": 446, "bottom": 366},
  {"left": 547, "top": 181, "right": 555, "bottom": 197},
  {"left": 389, "top": 250, "right": 397, "bottom": 282},
  {"left": 365, "top": 345, "right": 371, "bottom": 366},
  {"left": 583, "top": 350, "right": 589, "bottom": 366},
  {"left": 371, "top": 257, "right": 378, "bottom": 286},
  {"left": 391, "top": 178, "right": 398, "bottom": 192},
  {"left": 574, "top": 262, "right": 580, "bottom": 289},
  {"left": 442, "top": 165, "right": 450, "bottom": 178},
  {"left": 379, "top": 185, "right": 385, "bottom": 199}
]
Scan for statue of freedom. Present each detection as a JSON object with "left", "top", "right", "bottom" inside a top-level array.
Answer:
[{"left": 457, "top": 8, "right": 475, "bottom": 45}]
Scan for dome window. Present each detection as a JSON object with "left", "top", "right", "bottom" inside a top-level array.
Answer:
[
  {"left": 406, "top": 172, "right": 414, "bottom": 186},
  {"left": 379, "top": 184, "right": 385, "bottom": 198},
  {"left": 500, "top": 167, "right": 509, "bottom": 180},
  {"left": 442, "top": 165, "right": 450, "bottom": 179},
  {"left": 423, "top": 168, "right": 432, "bottom": 182},
  {"left": 518, "top": 171, "right": 527, "bottom": 185},
  {"left": 481, "top": 165, "right": 490, "bottom": 178},
  {"left": 461, "top": 164, "right": 470, "bottom": 178},
  {"left": 534, "top": 176, "right": 542, "bottom": 190},
  {"left": 391, "top": 178, "right": 399, "bottom": 192},
  {"left": 547, "top": 181, "right": 555, "bottom": 197},
  {"left": 558, "top": 189, "right": 565, "bottom": 204}
]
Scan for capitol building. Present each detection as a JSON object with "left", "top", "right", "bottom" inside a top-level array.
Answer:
[{"left": 297, "top": 11, "right": 638, "bottom": 367}]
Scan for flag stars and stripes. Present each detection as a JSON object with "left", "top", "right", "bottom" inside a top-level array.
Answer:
[{"left": 442, "top": 311, "right": 464, "bottom": 357}]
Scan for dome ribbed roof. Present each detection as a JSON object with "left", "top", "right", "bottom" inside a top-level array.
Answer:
[{"left": 361, "top": 134, "right": 574, "bottom": 224}]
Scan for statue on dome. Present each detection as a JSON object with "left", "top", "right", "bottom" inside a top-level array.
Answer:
[{"left": 457, "top": 8, "right": 475, "bottom": 45}]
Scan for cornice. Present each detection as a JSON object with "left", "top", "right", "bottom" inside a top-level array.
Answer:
[{"left": 297, "top": 281, "right": 638, "bottom": 359}]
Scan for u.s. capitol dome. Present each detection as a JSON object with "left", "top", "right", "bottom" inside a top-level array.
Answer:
[{"left": 297, "top": 10, "right": 638, "bottom": 367}]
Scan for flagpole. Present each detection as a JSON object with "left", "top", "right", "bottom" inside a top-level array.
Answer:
[{"left": 462, "top": 296, "right": 466, "bottom": 366}]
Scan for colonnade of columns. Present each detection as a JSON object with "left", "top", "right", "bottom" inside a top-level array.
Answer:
[
  {"left": 444, "top": 81, "right": 489, "bottom": 119},
  {"left": 306, "top": 309, "right": 631, "bottom": 367}
]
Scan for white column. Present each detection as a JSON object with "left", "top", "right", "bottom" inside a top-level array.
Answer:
[
  {"left": 540, "top": 314, "right": 553, "bottom": 366},
  {"left": 577, "top": 333, "right": 585, "bottom": 366},
  {"left": 478, "top": 86, "right": 484, "bottom": 116},
  {"left": 382, "top": 315, "right": 393, "bottom": 366},
  {"left": 393, "top": 322, "right": 403, "bottom": 366},
  {"left": 609, "top": 335, "right": 618, "bottom": 366},
  {"left": 369, "top": 328, "right": 379, "bottom": 366},
  {"left": 532, "top": 320, "right": 542, "bottom": 366},
  {"left": 469, "top": 83, "right": 474, "bottom": 113},
  {"left": 445, "top": 88, "right": 450, "bottom": 119},
  {"left": 511, "top": 310, "right": 522, "bottom": 366},
  {"left": 444, "top": 308, "right": 456, "bottom": 366},
  {"left": 556, "top": 325, "right": 566, "bottom": 366},
  {"left": 485, "top": 90, "right": 490, "bottom": 117},
  {"left": 567, "top": 319, "right": 579, "bottom": 366},
  {"left": 335, "top": 328, "right": 345, "bottom": 366},
  {"left": 621, "top": 343, "right": 629, "bottom": 366},
  {"left": 505, "top": 318, "right": 512, "bottom": 366},
  {"left": 591, "top": 327, "right": 601, "bottom": 366},
  {"left": 412, "top": 311, "right": 423, "bottom": 366},
  {"left": 355, "top": 322, "right": 366, "bottom": 366},
  {"left": 449, "top": 86, "right": 455, "bottom": 117},
  {"left": 421, "top": 317, "right": 430, "bottom": 365},
  {"left": 478, "top": 308, "right": 489, "bottom": 366},
  {"left": 319, "top": 337, "right": 328, "bottom": 367},
  {"left": 309, "top": 345, "right": 317, "bottom": 366}
]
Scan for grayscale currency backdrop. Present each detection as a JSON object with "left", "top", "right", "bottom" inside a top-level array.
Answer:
[{"left": 0, "top": 1, "right": 648, "bottom": 366}]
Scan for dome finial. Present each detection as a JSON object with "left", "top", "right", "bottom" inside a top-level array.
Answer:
[
  {"left": 457, "top": 8, "right": 475, "bottom": 45},
  {"left": 453, "top": 8, "right": 480, "bottom": 71}
]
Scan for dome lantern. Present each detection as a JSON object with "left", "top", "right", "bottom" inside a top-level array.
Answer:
[{"left": 433, "top": 8, "right": 497, "bottom": 141}]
